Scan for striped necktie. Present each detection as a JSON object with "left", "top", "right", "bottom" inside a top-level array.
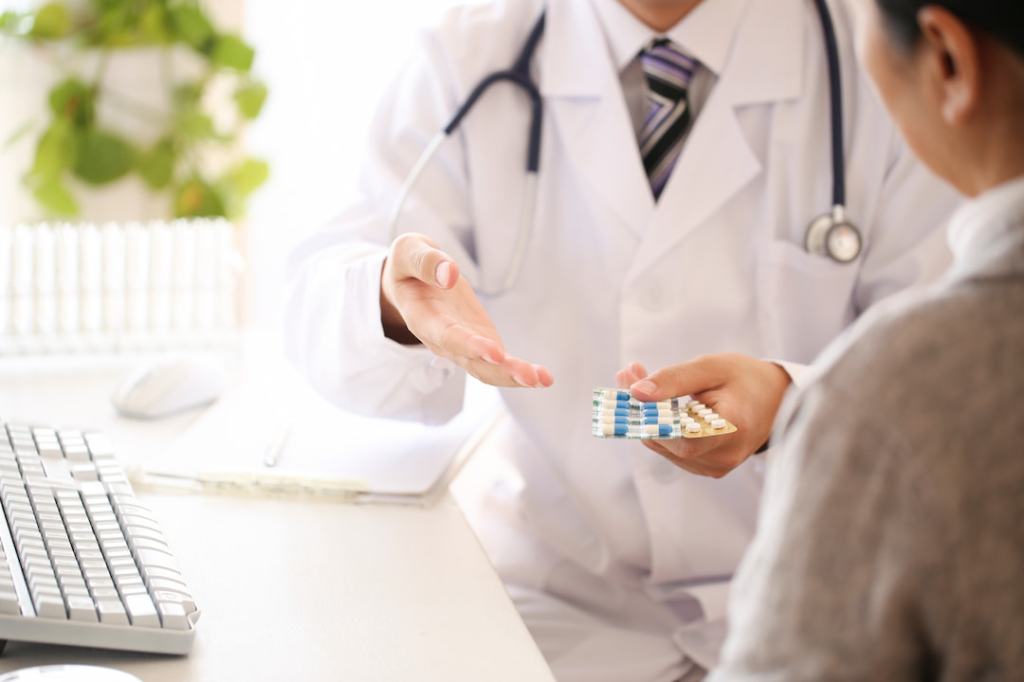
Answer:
[{"left": 639, "top": 39, "right": 697, "bottom": 200}]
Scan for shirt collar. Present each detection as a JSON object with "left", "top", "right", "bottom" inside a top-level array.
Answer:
[
  {"left": 947, "top": 174, "right": 1024, "bottom": 281},
  {"left": 589, "top": 0, "right": 750, "bottom": 75}
]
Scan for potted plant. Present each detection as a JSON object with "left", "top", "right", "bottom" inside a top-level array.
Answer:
[{"left": 0, "top": 0, "right": 268, "bottom": 221}]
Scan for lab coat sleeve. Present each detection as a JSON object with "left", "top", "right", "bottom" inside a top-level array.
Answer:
[
  {"left": 285, "top": 23, "right": 478, "bottom": 424},
  {"left": 769, "top": 360, "right": 812, "bottom": 390},
  {"left": 853, "top": 129, "right": 959, "bottom": 313}
]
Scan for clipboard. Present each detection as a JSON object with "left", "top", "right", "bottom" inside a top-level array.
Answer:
[{"left": 132, "top": 369, "right": 502, "bottom": 507}]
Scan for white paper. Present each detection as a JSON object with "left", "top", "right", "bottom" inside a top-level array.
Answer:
[{"left": 156, "top": 369, "right": 498, "bottom": 497}]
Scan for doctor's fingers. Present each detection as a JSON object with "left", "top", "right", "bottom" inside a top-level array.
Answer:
[
  {"left": 615, "top": 363, "right": 649, "bottom": 389},
  {"left": 460, "top": 356, "right": 552, "bottom": 387},
  {"left": 641, "top": 441, "right": 717, "bottom": 478},
  {"left": 662, "top": 436, "right": 749, "bottom": 479},
  {"left": 431, "top": 324, "right": 548, "bottom": 387},
  {"left": 390, "top": 233, "right": 459, "bottom": 288},
  {"left": 629, "top": 355, "right": 736, "bottom": 402},
  {"left": 457, "top": 355, "right": 552, "bottom": 388},
  {"left": 460, "top": 359, "right": 526, "bottom": 388},
  {"left": 429, "top": 322, "right": 506, "bottom": 365},
  {"left": 496, "top": 355, "right": 554, "bottom": 388}
]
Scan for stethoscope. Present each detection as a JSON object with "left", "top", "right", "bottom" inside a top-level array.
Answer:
[{"left": 389, "top": 0, "right": 862, "bottom": 298}]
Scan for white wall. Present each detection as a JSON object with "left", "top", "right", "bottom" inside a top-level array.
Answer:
[{"left": 244, "top": 0, "right": 464, "bottom": 328}]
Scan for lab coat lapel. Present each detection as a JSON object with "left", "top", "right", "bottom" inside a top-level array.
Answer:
[
  {"left": 626, "top": 0, "right": 805, "bottom": 281},
  {"left": 541, "top": 0, "right": 654, "bottom": 239}
]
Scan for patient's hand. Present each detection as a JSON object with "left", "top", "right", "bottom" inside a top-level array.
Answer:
[{"left": 617, "top": 354, "right": 791, "bottom": 478}]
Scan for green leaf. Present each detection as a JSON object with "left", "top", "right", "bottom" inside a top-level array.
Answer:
[
  {"left": 172, "top": 82, "right": 203, "bottom": 109},
  {"left": 31, "top": 178, "right": 78, "bottom": 216},
  {"left": 223, "top": 157, "right": 269, "bottom": 197},
  {"left": 174, "top": 177, "right": 225, "bottom": 217},
  {"left": 210, "top": 33, "right": 254, "bottom": 72},
  {"left": 218, "top": 158, "right": 269, "bottom": 218},
  {"left": 138, "top": 3, "right": 169, "bottom": 43},
  {"left": 48, "top": 78, "right": 96, "bottom": 127},
  {"left": 72, "top": 129, "right": 135, "bottom": 185},
  {"left": 3, "top": 119, "right": 36, "bottom": 150},
  {"left": 1, "top": 10, "right": 34, "bottom": 36},
  {"left": 178, "top": 109, "right": 215, "bottom": 139},
  {"left": 234, "top": 81, "right": 267, "bottom": 120},
  {"left": 30, "top": 3, "right": 71, "bottom": 39},
  {"left": 169, "top": 5, "right": 213, "bottom": 50},
  {"left": 0, "top": 10, "right": 21, "bottom": 33},
  {"left": 92, "top": 4, "right": 131, "bottom": 45},
  {"left": 31, "top": 119, "right": 76, "bottom": 179},
  {"left": 137, "top": 137, "right": 176, "bottom": 189}
]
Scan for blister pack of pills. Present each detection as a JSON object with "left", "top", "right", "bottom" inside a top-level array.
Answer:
[{"left": 591, "top": 388, "right": 738, "bottom": 440}]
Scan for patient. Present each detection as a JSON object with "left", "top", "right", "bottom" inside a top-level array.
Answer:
[{"left": 710, "top": 1, "right": 1024, "bottom": 680}]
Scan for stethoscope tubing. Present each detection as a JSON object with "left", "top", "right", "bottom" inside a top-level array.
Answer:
[{"left": 812, "top": 0, "right": 846, "bottom": 210}]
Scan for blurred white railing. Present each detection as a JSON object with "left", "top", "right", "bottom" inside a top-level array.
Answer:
[{"left": 0, "top": 219, "right": 240, "bottom": 355}]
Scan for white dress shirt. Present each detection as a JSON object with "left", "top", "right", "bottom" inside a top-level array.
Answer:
[{"left": 590, "top": 0, "right": 751, "bottom": 143}]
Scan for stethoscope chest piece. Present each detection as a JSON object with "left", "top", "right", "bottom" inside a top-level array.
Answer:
[{"left": 805, "top": 205, "right": 862, "bottom": 264}]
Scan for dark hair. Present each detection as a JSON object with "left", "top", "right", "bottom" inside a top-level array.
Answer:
[{"left": 876, "top": 1, "right": 1024, "bottom": 58}]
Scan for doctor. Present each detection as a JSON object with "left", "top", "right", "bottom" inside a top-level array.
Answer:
[{"left": 286, "top": 0, "right": 956, "bottom": 679}]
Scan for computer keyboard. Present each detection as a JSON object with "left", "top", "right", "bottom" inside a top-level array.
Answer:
[{"left": 0, "top": 421, "right": 198, "bottom": 655}]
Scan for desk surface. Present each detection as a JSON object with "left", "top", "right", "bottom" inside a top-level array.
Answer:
[{"left": 0, "top": 353, "right": 554, "bottom": 681}]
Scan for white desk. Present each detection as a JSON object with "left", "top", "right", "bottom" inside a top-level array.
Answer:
[{"left": 0, "top": 355, "right": 555, "bottom": 681}]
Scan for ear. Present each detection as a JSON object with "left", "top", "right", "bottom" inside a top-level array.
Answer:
[{"left": 917, "top": 6, "right": 982, "bottom": 125}]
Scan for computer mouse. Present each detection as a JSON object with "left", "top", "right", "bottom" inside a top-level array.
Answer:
[
  {"left": 0, "top": 666, "right": 141, "bottom": 682},
  {"left": 112, "top": 355, "right": 227, "bottom": 419}
]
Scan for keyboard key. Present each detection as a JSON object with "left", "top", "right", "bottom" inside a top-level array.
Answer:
[
  {"left": 116, "top": 577, "right": 146, "bottom": 593},
  {"left": 107, "top": 556, "right": 136, "bottom": 569},
  {"left": 135, "top": 549, "right": 179, "bottom": 573},
  {"left": 70, "top": 465, "right": 99, "bottom": 482},
  {"left": 41, "top": 459, "right": 72, "bottom": 482},
  {"left": 130, "top": 538, "right": 171, "bottom": 554},
  {"left": 124, "top": 594, "right": 159, "bottom": 627},
  {"left": 157, "top": 601, "right": 190, "bottom": 630},
  {"left": 37, "top": 444, "right": 63, "bottom": 459},
  {"left": 33, "top": 587, "right": 61, "bottom": 604},
  {"left": 56, "top": 566, "right": 82, "bottom": 581},
  {"left": 61, "top": 576, "right": 88, "bottom": 590},
  {"left": 0, "top": 590, "right": 21, "bottom": 614},
  {"left": 152, "top": 589, "right": 197, "bottom": 615},
  {"left": 141, "top": 566, "right": 185, "bottom": 584},
  {"left": 121, "top": 513, "right": 161, "bottom": 529},
  {"left": 91, "top": 587, "right": 120, "bottom": 600},
  {"left": 67, "top": 596, "right": 98, "bottom": 622},
  {"left": 35, "top": 596, "right": 66, "bottom": 619},
  {"left": 148, "top": 577, "right": 190, "bottom": 594},
  {"left": 120, "top": 585, "right": 149, "bottom": 597},
  {"left": 96, "top": 599, "right": 128, "bottom": 625}
]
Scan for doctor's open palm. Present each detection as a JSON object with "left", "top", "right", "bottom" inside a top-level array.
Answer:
[{"left": 380, "top": 233, "right": 554, "bottom": 389}]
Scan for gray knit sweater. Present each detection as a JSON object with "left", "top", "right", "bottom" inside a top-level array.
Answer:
[{"left": 711, "top": 177, "right": 1024, "bottom": 681}]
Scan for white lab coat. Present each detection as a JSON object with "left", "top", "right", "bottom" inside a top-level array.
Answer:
[{"left": 287, "top": 0, "right": 957, "bottom": 676}]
